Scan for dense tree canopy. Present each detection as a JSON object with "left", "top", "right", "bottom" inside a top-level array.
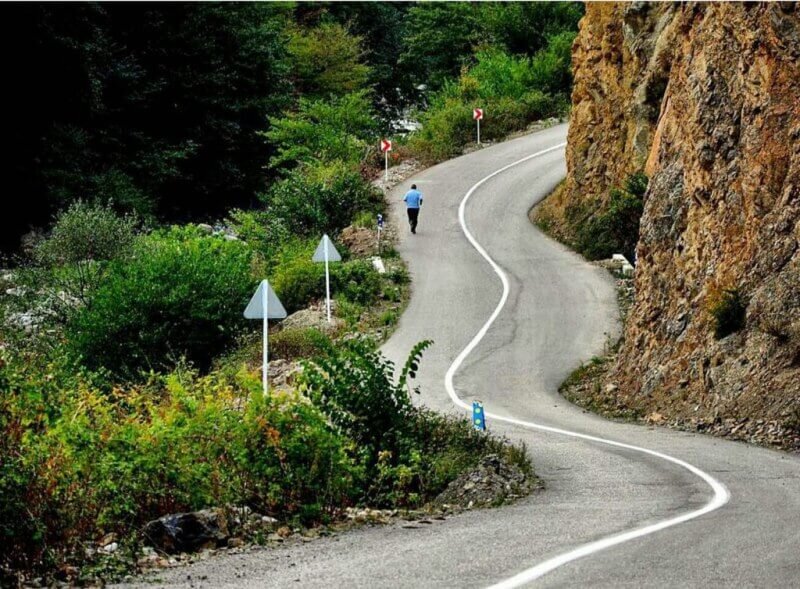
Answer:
[
  {"left": 4, "top": 3, "right": 292, "bottom": 250},
  {"left": 2, "top": 2, "right": 582, "bottom": 254}
]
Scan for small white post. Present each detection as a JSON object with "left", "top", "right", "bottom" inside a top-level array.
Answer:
[
  {"left": 324, "top": 239, "right": 331, "bottom": 323},
  {"left": 477, "top": 118, "right": 481, "bottom": 145},
  {"left": 384, "top": 150, "right": 389, "bottom": 182},
  {"left": 262, "top": 281, "right": 268, "bottom": 395}
]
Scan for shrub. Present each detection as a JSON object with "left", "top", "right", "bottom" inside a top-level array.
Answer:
[
  {"left": 0, "top": 361, "right": 358, "bottom": 576},
  {"left": 270, "top": 328, "right": 331, "bottom": 361},
  {"left": 332, "top": 260, "right": 383, "bottom": 306},
  {"left": 67, "top": 228, "right": 256, "bottom": 377},
  {"left": 574, "top": 173, "right": 647, "bottom": 262},
  {"left": 286, "top": 22, "right": 370, "bottom": 98},
  {"left": 33, "top": 201, "right": 137, "bottom": 305},
  {"left": 262, "top": 160, "right": 381, "bottom": 236},
  {"left": 298, "top": 339, "right": 431, "bottom": 484},
  {"left": 265, "top": 92, "right": 378, "bottom": 171},
  {"left": 710, "top": 288, "right": 747, "bottom": 339},
  {"left": 225, "top": 209, "right": 291, "bottom": 262},
  {"left": 408, "top": 48, "right": 564, "bottom": 163},
  {"left": 529, "top": 31, "right": 576, "bottom": 95},
  {"left": 270, "top": 253, "right": 325, "bottom": 313}
]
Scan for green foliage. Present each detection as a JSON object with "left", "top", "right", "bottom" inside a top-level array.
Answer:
[
  {"left": 529, "top": 31, "right": 577, "bottom": 95},
  {"left": 574, "top": 174, "right": 648, "bottom": 262},
  {"left": 624, "top": 171, "right": 650, "bottom": 199},
  {"left": 225, "top": 209, "right": 291, "bottom": 263},
  {"left": 265, "top": 92, "right": 378, "bottom": 171},
  {"left": 407, "top": 410, "right": 531, "bottom": 499},
  {"left": 0, "top": 359, "right": 357, "bottom": 574},
  {"left": 409, "top": 47, "right": 562, "bottom": 162},
  {"left": 400, "top": 2, "right": 582, "bottom": 93},
  {"left": 478, "top": 2, "right": 583, "bottom": 57},
  {"left": 33, "top": 201, "right": 138, "bottom": 304},
  {"left": 287, "top": 22, "right": 371, "bottom": 98},
  {"left": 67, "top": 228, "right": 256, "bottom": 377},
  {"left": 5, "top": 3, "right": 293, "bottom": 252},
  {"left": 332, "top": 260, "right": 383, "bottom": 306},
  {"left": 270, "top": 249, "right": 324, "bottom": 314},
  {"left": 298, "top": 339, "right": 432, "bottom": 486},
  {"left": 401, "top": 3, "right": 481, "bottom": 91},
  {"left": 710, "top": 289, "right": 747, "bottom": 339},
  {"left": 270, "top": 328, "right": 332, "bottom": 361},
  {"left": 262, "top": 160, "right": 381, "bottom": 236}
]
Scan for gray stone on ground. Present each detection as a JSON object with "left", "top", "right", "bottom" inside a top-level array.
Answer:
[
  {"left": 143, "top": 509, "right": 229, "bottom": 554},
  {"left": 433, "top": 454, "right": 535, "bottom": 508}
]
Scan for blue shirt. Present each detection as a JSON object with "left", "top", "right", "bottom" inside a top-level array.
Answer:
[{"left": 404, "top": 189, "right": 423, "bottom": 209}]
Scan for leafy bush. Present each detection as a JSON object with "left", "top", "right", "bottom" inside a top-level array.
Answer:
[
  {"left": 529, "top": 31, "right": 576, "bottom": 95},
  {"left": 265, "top": 92, "right": 378, "bottom": 171},
  {"left": 574, "top": 173, "right": 648, "bottom": 262},
  {"left": 33, "top": 201, "right": 137, "bottom": 304},
  {"left": 332, "top": 259, "right": 383, "bottom": 305},
  {"left": 408, "top": 409, "right": 531, "bottom": 499},
  {"left": 67, "top": 228, "right": 256, "bottom": 377},
  {"left": 270, "top": 328, "right": 331, "bottom": 361},
  {"left": 298, "top": 339, "right": 431, "bottom": 482},
  {"left": 225, "top": 209, "right": 291, "bottom": 263},
  {"left": 710, "top": 288, "right": 747, "bottom": 339},
  {"left": 408, "top": 47, "right": 563, "bottom": 163},
  {"left": 262, "top": 160, "right": 381, "bottom": 236},
  {"left": 287, "top": 22, "right": 371, "bottom": 98},
  {"left": 0, "top": 359, "right": 357, "bottom": 575},
  {"left": 270, "top": 253, "right": 324, "bottom": 314}
]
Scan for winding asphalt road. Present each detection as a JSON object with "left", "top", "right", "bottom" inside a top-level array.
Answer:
[{"left": 128, "top": 126, "right": 800, "bottom": 588}]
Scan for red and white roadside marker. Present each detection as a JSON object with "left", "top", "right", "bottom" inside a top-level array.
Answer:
[
  {"left": 380, "top": 138, "right": 393, "bottom": 181},
  {"left": 473, "top": 108, "right": 484, "bottom": 144}
]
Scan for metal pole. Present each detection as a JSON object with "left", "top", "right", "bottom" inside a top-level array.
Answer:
[
  {"left": 477, "top": 118, "right": 481, "bottom": 145},
  {"left": 385, "top": 150, "right": 389, "bottom": 182},
  {"left": 262, "top": 280, "right": 268, "bottom": 395},
  {"left": 324, "top": 239, "right": 331, "bottom": 323}
]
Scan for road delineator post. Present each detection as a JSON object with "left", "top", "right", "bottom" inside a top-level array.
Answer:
[{"left": 473, "top": 401, "right": 486, "bottom": 431}]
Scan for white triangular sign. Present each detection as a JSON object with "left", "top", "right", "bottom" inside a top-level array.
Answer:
[
  {"left": 312, "top": 234, "right": 342, "bottom": 263},
  {"left": 244, "top": 280, "right": 287, "bottom": 319}
]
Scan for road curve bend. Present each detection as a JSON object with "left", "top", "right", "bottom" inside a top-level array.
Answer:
[{"left": 126, "top": 126, "right": 800, "bottom": 588}]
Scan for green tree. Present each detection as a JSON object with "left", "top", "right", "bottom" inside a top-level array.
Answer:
[
  {"left": 287, "top": 22, "right": 371, "bottom": 98},
  {"left": 4, "top": 3, "right": 292, "bottom": 250},
  {"left": 400, "top": 3, "right": 482, "bottom": 91},
  {"left": 265, "top": 92, "right": 378, "bottom": 171},
  {"left": 479, "top": 2, "right": 583, "bottom": 57}
]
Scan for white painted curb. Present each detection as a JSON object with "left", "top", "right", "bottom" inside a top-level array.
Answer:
[{"left": 443, "top": 142, "right": 730, "bottom": 587}]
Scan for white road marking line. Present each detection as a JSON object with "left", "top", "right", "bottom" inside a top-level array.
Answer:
[{"left": 443, "top": 141, "right": 730, "bottom": 587}]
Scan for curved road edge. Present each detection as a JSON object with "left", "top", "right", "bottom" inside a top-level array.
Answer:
[{"left": 445, "top": 142, "right": 730, "bottom": 587}]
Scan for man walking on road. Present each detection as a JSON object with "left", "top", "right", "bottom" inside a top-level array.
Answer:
[{"left": 403, "top": 183, "right": 423, "bottom": 234}]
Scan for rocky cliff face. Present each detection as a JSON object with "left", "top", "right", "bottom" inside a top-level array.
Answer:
[{"left": 554, "top": 3, "right": 800, "bottom": 446}]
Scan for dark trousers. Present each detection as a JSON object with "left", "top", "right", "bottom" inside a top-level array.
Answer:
[{"left": 407, "top": 207, "right": 420, "bottom": 233}]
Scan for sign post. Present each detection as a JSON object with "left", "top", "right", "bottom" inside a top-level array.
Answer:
[
  {"left": 472, "top": 401, "right": 486, "bottom": 431},
  {"left": 473, "top": 108, "right": 484, "bottom": 145},
  {"left": 312, "top": 234, "right": 342, "bottom": 323},
  {"left": 377, "top": 213, "right": 384, "bottom": 252},
  {"left": 244, "top": 280, "right": 288, "bottom": 395},
  {"left": 380, "top": 138, "right": 393, "bottom": 181}
]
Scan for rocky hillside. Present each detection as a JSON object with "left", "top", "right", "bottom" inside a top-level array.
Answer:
[{"left": 544, "top": 3, "right": 800, "bottom": 447}]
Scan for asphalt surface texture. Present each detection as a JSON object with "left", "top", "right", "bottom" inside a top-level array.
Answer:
[{"left": 122, "top": 125, "right": 800, "bottom": 588}]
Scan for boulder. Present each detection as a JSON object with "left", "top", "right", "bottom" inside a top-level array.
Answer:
[
  {"left": 143, "top": 508, "right": 229, "bottom": 554},
  {"left": 433, "top": 454, "right": 536, "bottom": 508}
]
